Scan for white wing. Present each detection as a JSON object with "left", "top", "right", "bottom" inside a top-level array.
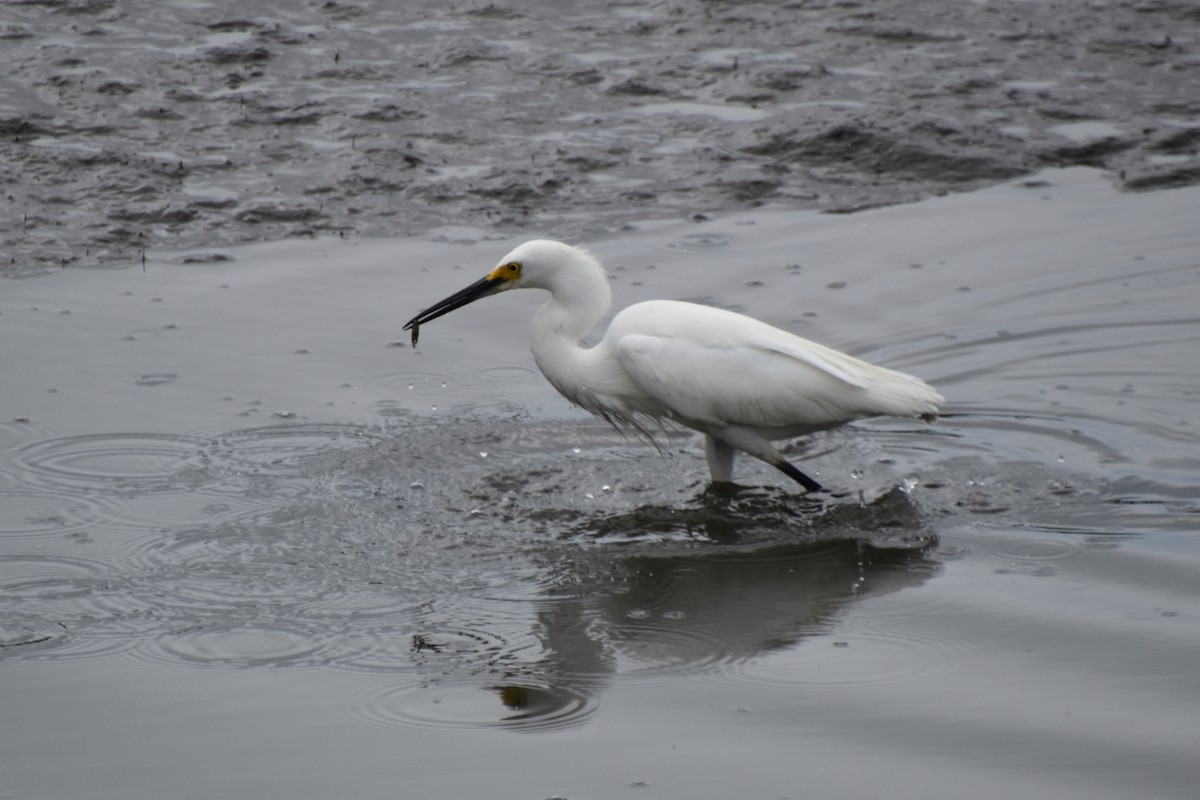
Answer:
[{"left": 609, "top": 301, "right": 940, "bottom": 434}]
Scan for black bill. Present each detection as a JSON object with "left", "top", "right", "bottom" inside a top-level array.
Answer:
[{"left": 403, "top": 275, "right": 505, "bottom": 333}]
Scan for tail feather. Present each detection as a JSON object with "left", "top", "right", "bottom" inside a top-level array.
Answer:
[{"left": 866, "top": 367, "right": 944, "bottom": 421}]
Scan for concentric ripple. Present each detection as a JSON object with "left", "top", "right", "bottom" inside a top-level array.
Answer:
[
  {"left": 13, "top": 432, "right": 211, "bottom": 494},
  {"left": 718, "top": 597, "right": 982, "bottom": 693},
  {"left": 0, "top": 554, "right": 112, "bottom": 602},
  {"left": 347, "top": 676, "right": 599, "bottom": 733},
  {"left": 137, "top": 621, "right": 340, "bottom": 669},
  {"left": 2, "top": 429, "right": 328, "bottom": 544},
  {"left": 472, "top": 364, "right": 539, "bottom": 384},
  {"left": 603, "top": 612, "right": 734, "bottom": 682},
  {"left": 667, "top": 232, "right": 734, "bottom": 249},
  {"left": 0, "top": 618, "right": 133, "bottom": 662},
  {"left": 981, "top": 533, "right": 1083, "bottom": 577},
  {"left": 132, "top": 553, "right": 318, "bottom": 615},
  {"left": 0, "top": 553, "right": 155, "bottom": 662},
  {"left": 0, "top": 488, "right": 118, "bottom": 540},
  {"left": 206, "top": 423, "right": 373, "bottom": 480}
]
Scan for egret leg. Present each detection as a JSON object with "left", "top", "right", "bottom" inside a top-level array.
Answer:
[
  {"left": 774, "top": 460, "right": 824, "bottom": 493},
  {"left": 710, "top": 426, "right": 824, "bottom": 493},
  {"left": 704, "top": 435, "right": 737, "bottom": 483}
]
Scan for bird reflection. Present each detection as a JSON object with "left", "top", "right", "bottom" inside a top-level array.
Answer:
[{"left": 491, "top": 509, "right": 939, "bottom": 731}]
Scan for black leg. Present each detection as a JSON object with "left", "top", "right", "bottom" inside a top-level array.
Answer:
[{"left": 775, "top": 460, "right": 824, "bottom": 493}]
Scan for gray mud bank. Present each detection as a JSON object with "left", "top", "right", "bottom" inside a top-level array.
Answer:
[{"left": 4, "top": 0, "right": 1199, "bottom": 275}]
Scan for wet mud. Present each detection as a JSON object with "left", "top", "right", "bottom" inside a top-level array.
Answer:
[{"left": 4, "top": 0, "right": 1200, "bottom": 275}]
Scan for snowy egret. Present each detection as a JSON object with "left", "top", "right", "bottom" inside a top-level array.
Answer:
[{"left": 403, "top": 240, "right": 942, "bottom": 491}]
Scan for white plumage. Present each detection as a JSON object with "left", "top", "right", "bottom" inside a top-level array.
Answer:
[{"left": 404, "top": 239, "right": 943, "bottom": 491}]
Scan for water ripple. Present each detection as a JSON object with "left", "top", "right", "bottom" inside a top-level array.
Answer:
[
  {"left": 0, "top": 553, "right": 113, "bottom": 602},
  {"left": 13, "top": 432, "right": 211, "bottom": 494},
  {"left": 667, "top": 232, "right": 734, "bottom": 249},
  {"left": 0, "top": 553, "right": 155, "bottom": 662},
  {"left": 982, "top": 534, "right": 1082, "bottom": 577},
  {"left": 138, "top": 621, "right": 340, "bottom": 669},
  {"left": 206, "top": 423, "right": 375, "bottom": 480},
  {"left": 0, "top": 488, "right": 118, "bottom": 540},
  {"left": 347, "top": 676, "right": 599, "bottom": 733},
  {"left": 721, "top": 601, "right": 981, "bottom": 692},
  {"left": 603, "top": 611, "right": 734, "bottom": 682}
]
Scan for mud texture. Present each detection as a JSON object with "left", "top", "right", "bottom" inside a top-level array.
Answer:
[{"left": 3, "top": 0, "right": 1199, "bottom": 275}]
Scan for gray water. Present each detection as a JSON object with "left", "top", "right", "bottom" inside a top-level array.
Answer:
[
  {"left": 4, "top": 0, "right": 1200, "bottom": 797},
  {"left": 3, "top": 168, "right": 1199, "bottom": 798}
]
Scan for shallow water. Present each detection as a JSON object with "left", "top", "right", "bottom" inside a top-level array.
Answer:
[{"left": 3, "top": 168, "right": 1199, "bottom": 797}]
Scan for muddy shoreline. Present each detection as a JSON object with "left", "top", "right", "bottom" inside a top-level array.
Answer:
[{"left": 3, "top": 0, "right": 1199, "bottom": 276}]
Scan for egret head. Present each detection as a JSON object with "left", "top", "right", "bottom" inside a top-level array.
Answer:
[{"left": 402, "top": 240, "right": 606, "bottom": 335}]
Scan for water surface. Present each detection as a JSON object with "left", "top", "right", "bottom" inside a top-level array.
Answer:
[{"left": 2, "top": 168, "right": 1198, "bottom": 798}]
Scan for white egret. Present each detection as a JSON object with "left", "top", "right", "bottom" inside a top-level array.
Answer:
[{"left": 403, "top": 240, "right": 942, "bottom": 491}]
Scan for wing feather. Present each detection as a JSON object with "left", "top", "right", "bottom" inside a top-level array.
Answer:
[{"left": 609, "top": 301, "right": 940, "bottom": 433}]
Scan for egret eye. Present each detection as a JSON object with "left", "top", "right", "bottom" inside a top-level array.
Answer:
[{"left": 507, "top": 262, "right": 521, "bottom": 274}]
